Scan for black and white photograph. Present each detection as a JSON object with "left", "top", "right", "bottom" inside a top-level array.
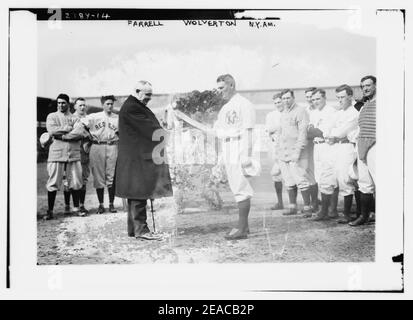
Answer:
[
  {"left": 34, "top": 9, "right": 381, "bottom": 265},
  {"left": 4, "top": 1, "right": 409, "bottom": 297}
]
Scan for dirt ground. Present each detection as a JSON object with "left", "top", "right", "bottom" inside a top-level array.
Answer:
[{"left": 37, "top": 161, "right": 375, "bottom": 264}]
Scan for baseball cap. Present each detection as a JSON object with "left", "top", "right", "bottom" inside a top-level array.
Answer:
[
  {"left": 39, "top": 132, "right": 52, "bottom": 148},
  {"left": 241, "top": 158, "right": 261, "bottom": 177}
]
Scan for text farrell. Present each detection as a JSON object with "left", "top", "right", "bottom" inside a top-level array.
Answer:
[{"left": 128, "top": 20, "right": 164, "bottom": 27}]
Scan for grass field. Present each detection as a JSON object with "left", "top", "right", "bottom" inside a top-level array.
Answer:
[{"left": 37, "top": 151, "right": 375, "bottom": 264}]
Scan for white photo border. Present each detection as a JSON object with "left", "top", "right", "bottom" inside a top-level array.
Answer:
[{"left": 3, "top": 0, "right": 409, "bottom": 298}]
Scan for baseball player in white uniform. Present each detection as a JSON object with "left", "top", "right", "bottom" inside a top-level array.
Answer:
[
  {"left": 214, "top": 74, "right": 257, "bottom": 240},
  {"left": 265, "top": 93, "right": 284, "bottom": 210},
  {"left": 307, "top": 88, "right": 339, "bottom": 221},
  {"left": 44, "top": 93, "right": 84, "bottom": 219},
  {"left": 324, "top": 85, "right": 359, "bottom": 224},
  {"left": 71, "top": 97, "right": 92, "bottom": 214},
  {"left": 82, "top": 95, "right": 119, "bottom": 214},
  {"left": 303, "top": 87, "right": 321, "bottom": 215}
]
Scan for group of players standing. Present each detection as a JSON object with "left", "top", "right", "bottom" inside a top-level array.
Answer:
[
  {"left": 43, "top": 94, "right": 120, "bottom": 220},
  {"left": 265, "top": 75, "right": 376, "bottom": 227},
  {"left": 40, "top": 75, "right": 376, "bottom": 244}
]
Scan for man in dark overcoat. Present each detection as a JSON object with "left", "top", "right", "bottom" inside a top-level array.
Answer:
[{"left": 115, "top": 80, "right": 173, "bottom": 240}]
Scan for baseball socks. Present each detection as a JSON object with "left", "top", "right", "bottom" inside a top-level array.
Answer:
[
  {"left": 283, "top": 185, "right": 298, "bottom": 215},
  {"left": 96, "top": 188, "right": 105, "bottom": 214},
  {"left": 64, "top": 190, "right": 71, "bottom": 214},
  {"left": 270, "top": 181, "right": 284, "bottom": 210},
  {"left": 349, "top": 192, "right": 373, "bottom": 226},
  {"left": 225, "top": 198, "right": 250, "bottom": 240},
  {"left": 108, "top": 186, "right": 117, "bottom": 213},
  {"left": 371, "top": 194, "right": 376, "bottom": 212},
  {"left": 338, "top": 194, "right": 353, "bottom": 224},
  {"left": 354, "top": 189, "right": 361, "bottom": 219},
  {"left": 312, "top": 193, "right": 331, "bottom": 221},
  {"left": 292, "top": 184, "right": 298, "bottom": 202},
  {"left": 45, "top": 191, "right": 57, "bottom": 220},
  {"left": 300, "top": 188, "right": 312, "bottom": 218},
  {"left": 328, "top": 187, "right": 339, "bottom": 218},
  {"left": 79, "top": 185, "right": 88, "bottom": 214},
  {"left": 369, "top": 194, "right": 376, "bottom": 222},
  {"left": 71, "top": 189, "right": 82, "bottom": 216},
  {"left": 310, "top": 183, "right": 320, "bottom": 212}
]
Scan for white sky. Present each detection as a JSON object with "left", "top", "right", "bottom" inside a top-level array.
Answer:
[{"left": 37, "top": 10, "right": 376, "bottom": 97}]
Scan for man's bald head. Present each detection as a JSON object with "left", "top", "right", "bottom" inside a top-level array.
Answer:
[{"left": 134, "top": 80, "right": 153, "bottom": 105}]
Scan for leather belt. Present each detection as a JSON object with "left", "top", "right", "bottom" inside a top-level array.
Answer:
[
  {"left": 336, "top": 138, "right": 350, "bottom": 144},
  {"left": 92, "top": 141, "right": 118, "bottom": 145},
  {"left": 53, "top": 136, "right": 82, "bottom": 142}
]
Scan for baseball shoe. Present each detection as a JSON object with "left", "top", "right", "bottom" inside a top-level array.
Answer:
[
  {"left": 64, "top": 206, "right": 72, "bottom": 215},
  {"left": 43, "top": 210, "right": 54, "bottom": 220},
  {"left": 97, "top": 205, "right": 105, "bottom": 214},
  {"left": 270, "top": 203, "right": 284, "bottom": 210},
  {"left": 349, "top": 215, "right": 368, "bottom": 226},
  {"left": 349, "top": 209, "right": 370, "bottom": 227},
  {"left": 136, "top": 232, "right": 163, "bottom": 241},
  {"left": 301, "top": 205, "right": 313, "bottom": 218},
  {"left": 312, "top": 214, "right": 329, "bottom": 221},
  {"left": 72, "top": 207, "right": 86, "bottom": 217},
  {"left": 312, "top": 207, "right": 330, "bottom": 220},
  {"left": 282, "top": 206, "right": 298, "bottom": 216},
  {"left": 311, "top": 203, "right": 319, "bottom": 213},
  {"left": 311, "top": 194, "right": 331, "bottom": 221},
  {"left": 109, "top": 204, "right": 117, "bottom": 213},
  {"left": 328, "top": 210, "right": 339, "bottom": 219},
  {"left": 80, "top": 206, "right": 89, "bottom": 214},
  {"left": 337, "top": 216, "right": 352, "bottom": 224},
  {"left": 224, "top": 228, "right": 248, "bottom": 240}
]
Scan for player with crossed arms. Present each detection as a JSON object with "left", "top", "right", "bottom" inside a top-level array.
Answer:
[{"left": 44, "top": 93, "right": 84, "bottom": 219}]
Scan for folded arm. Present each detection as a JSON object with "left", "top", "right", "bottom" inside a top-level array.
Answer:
[
  {"left": 62, "top": 120, "right": 88, "bottom": 141},
  {"left": 46, "top": 114, "right": 72, "bottom": 136}
]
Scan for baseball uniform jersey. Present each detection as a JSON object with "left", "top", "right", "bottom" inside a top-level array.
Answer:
[
  {"left": 71, "top": 112, "right": 91, "bottom": 186},
  {"left": 214, "top": 93, "right": 256, "bottom": 203},
  {"left": 311, "top": 104, "right": 337, "bottom": 194},
  {"left": 307, "top": 105, "right": 319, "bottom": 126},
  {"left": 82, "top": 111, "right": 119, "bottom": 188},
  {"left": 325, "top": 104, "right": 359, "bottom": 196},
  {"left": 277, "top": 103, "right": 311, "bottom": 191},
  {"left": 45, "top": 111, "right": 83, "bottom": 192}
]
